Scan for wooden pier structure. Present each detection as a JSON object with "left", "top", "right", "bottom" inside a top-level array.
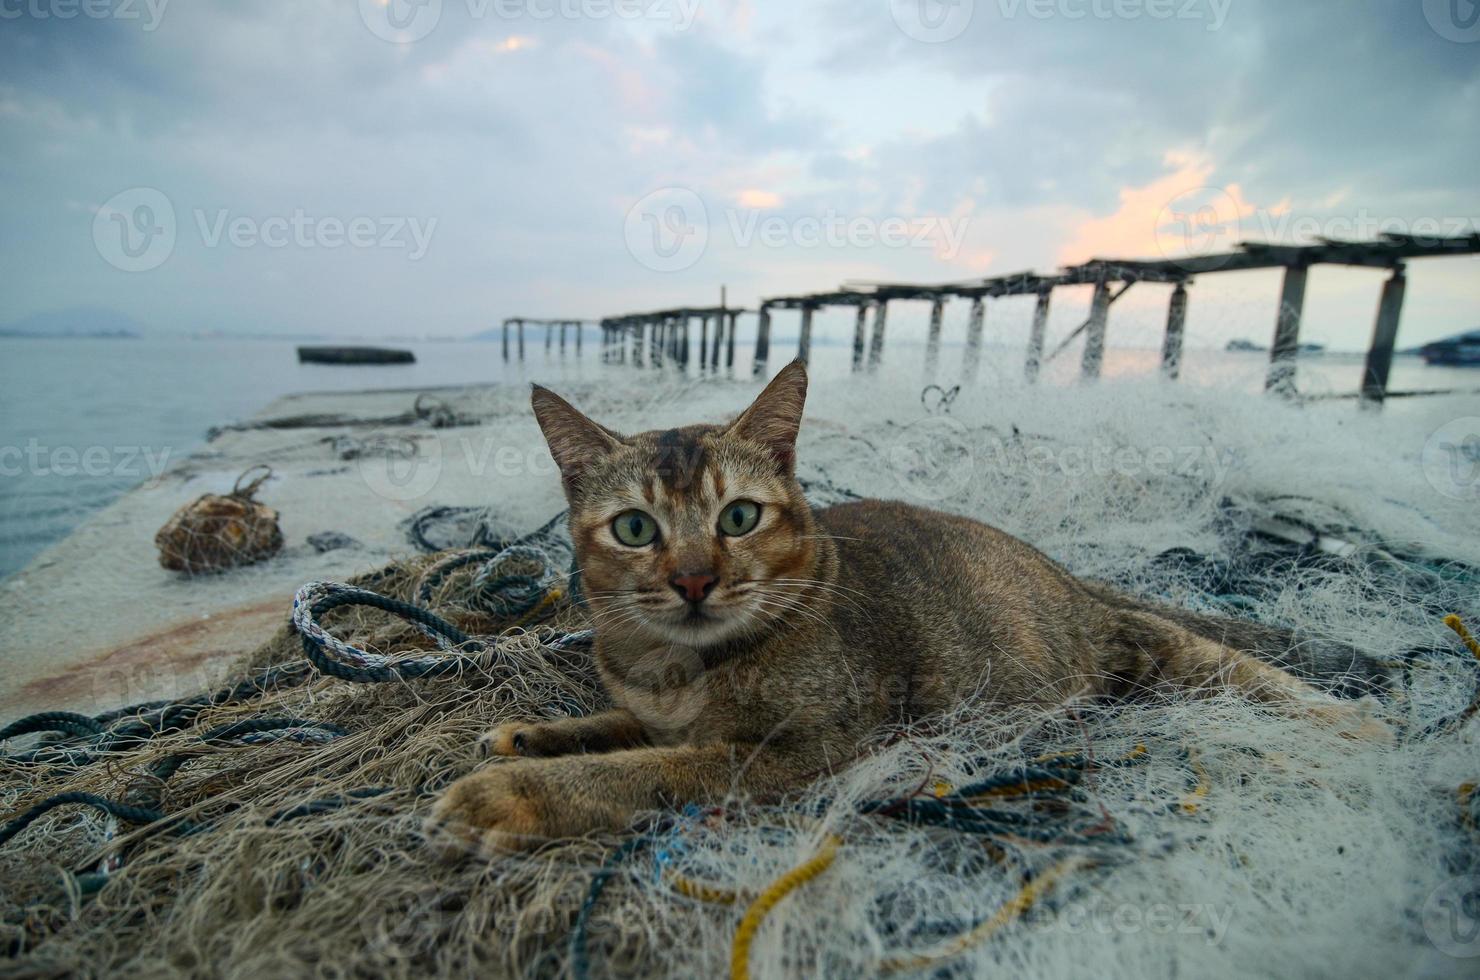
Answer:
[
  {"left": 499, "top": 318, "right": 595, "bottom": 361},
  {"left": 594, "top": 306, "right": 743, "bottom": 371},
  {"left": 508, "top": 232, "right": 1480, "bottom": 406}
]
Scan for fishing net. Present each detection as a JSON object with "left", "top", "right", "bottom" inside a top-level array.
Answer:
[{"left": 3, "top": 371, "right": 1479, "bottom": 978}]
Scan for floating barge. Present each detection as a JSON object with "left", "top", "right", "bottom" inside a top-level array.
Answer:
[{"left": 297, "top": 345, "right": 415, "bottom": 365}]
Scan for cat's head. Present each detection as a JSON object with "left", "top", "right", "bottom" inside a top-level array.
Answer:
[{"left": 531, "top": 360, "right": 818, "bottom": 648}]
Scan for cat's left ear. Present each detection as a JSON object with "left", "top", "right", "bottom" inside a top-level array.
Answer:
[
  {"left": 531, "top": 385, "right": 623, "bottom": 490},
  {"left": 728, "top": 359, "right": 808, "bottom": 474}
]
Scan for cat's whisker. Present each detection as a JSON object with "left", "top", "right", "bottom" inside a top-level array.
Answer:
[
  {"left": 759, "top": 579, "right": 876, "bottom": 621},
  {"left": 746, "top": 593, "right": 839, "bottom": 637}
]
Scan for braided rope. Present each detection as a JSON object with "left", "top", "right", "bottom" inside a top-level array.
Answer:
[
  {"left": 143, "top": 718, "right": 349, "bottom": 787},
  {"left": 730, "top": 833, "right": 842, "bottom": 980},
  {"left": 0, "top": 711, "right": 104, "bottom": 742},
  {"left": 0, "top": 792, "right": 185, "bottom": 848},
  {"left": 667, "top": 870, "right": 741, "bottom": 905},
  {"left": 292, "top": 581, "right": 487, "bottom": 683},
  {"left": 570, "top": 835, "right": 653, "bottom": 980},
  {"left": 1446, "top": 614, "right": 1480, "bottom": 659},
  {"left": 415, "top": 544, "right": 561, "bottom": 618},
  {"left": 878, "top": 857, "right": 1082, "bottom": 974}
]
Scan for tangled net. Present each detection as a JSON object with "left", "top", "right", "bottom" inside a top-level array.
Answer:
[{"left": 4, "top": 489, "right": 1480, "bottom": 977}]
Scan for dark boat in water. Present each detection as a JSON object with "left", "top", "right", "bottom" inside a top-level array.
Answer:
[
  {"left": 297, "top": 345, "right": 416, "bottom": 365},
  {"left": 1418, "top": 330, "right": 1480, "bottom": 366}
]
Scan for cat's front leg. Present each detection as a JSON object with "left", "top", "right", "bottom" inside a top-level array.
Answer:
[
  {"left": 481, "top": 708, "right": 647, "bottom": 758},
  {"left": 426, "top": 742, "right": 815, "bottom": 856}
]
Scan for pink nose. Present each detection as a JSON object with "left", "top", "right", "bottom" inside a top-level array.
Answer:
[{"left": 670, "top": 572, "right": 718, "bottom": 603}]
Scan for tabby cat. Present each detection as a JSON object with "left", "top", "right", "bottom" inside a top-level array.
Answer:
[{"left": 427, "top": 361, "right": 1387, "bottom": 854}]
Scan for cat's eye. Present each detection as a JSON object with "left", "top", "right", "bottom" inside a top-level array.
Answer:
[
  {"left": 611, "top": 510, "right": 659, "bottom": 547},
  {"left": 718, "top": 500, "right": 762, "bottom": 537}
]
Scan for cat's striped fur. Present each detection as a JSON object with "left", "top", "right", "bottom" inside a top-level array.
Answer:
[{"left": 428, "top": 361, "right": 1389, "bottom": 854}]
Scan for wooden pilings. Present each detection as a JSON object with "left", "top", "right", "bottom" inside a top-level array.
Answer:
[
  {"left": 1081, "top": 280, "right": 1111, "bottom": 379},
  {"left": 726, "top": 311, "right": 738, "bottom": 371},
  {"left": 964, "top": 297, "right": 986, "bottom": 382},
  {"left": 580, "top": 231, "right": 1473, "bottom": 405},
  {"left": 1161, "top": 283, "right": 1188, "bottom": 380},
  {"left": 924, "top": 298, "right": 945, "bottom": 375},
  {"left": 500, "top": 318, "right": 529, "bottom": 362},
  {"left": 753, "top": 306, "right": 771, "bottom": 377},
  {"left": 1360, "top": 267, "right": 1407, "bottom": 407},
  {"left": 1265, "top": 264, "right": 1309, "bottom": 395},
  {"left": 1025, "top": 290, "right": 1051, "bottom": 383},
  {"left": 868, "top": 301, "right": 888, "bottom": 371}
]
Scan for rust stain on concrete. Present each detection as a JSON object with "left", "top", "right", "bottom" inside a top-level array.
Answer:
[{"left": 0, "top": 595, "right": 290, "bottom": 719}]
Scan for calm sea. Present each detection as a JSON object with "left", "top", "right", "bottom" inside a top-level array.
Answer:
[{"left": 1, "top": 333, "right": 1474, "bottom": 579}]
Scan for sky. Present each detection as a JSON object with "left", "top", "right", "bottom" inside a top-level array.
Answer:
[{"left": 1, "top": 0, "right": 1477, "bottom": 350}]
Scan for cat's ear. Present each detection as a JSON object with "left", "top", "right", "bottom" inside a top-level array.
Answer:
[
  {"left": 531, "top": 385, "right": 623, "bottom": 489},
  {"left": 728, "top": 359, "right": 808, "bottom": 474}
]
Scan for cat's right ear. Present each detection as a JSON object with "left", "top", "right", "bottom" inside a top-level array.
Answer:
[
  {"left": 728, "top": 359, "right": 808, "bottom": 474},
  {"left": 531, "top": 385, "right": 622, "bottom": 489}
]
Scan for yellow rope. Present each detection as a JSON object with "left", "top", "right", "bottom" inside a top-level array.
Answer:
[
  {"left": 878, "top": 857, "right": 1081, "bottom": 974},
  {"left": 965, "top": 777, "right": 1070, "bottom": 804},
  {"left": 1181, "top": 747, "right": 1210, "bottom": 815},
  {"left": 669, "top": 870, "right": 741, "bottom": 906},
  {"left": 1446, "top": 615, "right": 1480, "bottom": 660},
  {"left": 730, "top": 834, "right": 841, "bottom": 980}
]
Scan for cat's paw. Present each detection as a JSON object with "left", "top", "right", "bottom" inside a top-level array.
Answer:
[
  {"left": 480, "top": 724, "right": 530, "bottom": 757},
  {"left": 423, "top": 764, "right": 553, "bottom": 857},
  {"left": 1307, "top": 698, "right": 1394, "bottom": 743},
  {"left": 479, "top": 722, "right": 568, "bottom": 758}
]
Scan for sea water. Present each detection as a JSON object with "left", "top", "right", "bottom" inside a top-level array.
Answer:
[{"left": 1, "top": 334, "right": 1475, "bottom": 579}]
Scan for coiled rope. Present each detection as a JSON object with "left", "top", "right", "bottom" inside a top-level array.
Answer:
[{"left": 0, "top": 793, "right": 185, "bottom": 848}]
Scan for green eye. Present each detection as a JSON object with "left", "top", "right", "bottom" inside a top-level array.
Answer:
[
  {"left": 612, "top": 510, "right": 658, "bottom": 547},
  {"left": 718, "top": 500, "right": 762, "bottom": 537}
]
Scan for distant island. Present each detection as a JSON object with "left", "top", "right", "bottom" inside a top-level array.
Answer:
[{"left": 0, "top": 306, "right": 144, "bottom": 338}]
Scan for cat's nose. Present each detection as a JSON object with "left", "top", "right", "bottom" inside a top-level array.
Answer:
[{"left": 670, "top": 572, "right": 718, "bottom": 603}]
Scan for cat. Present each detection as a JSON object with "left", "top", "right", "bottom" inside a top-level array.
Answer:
[{"left": 426, "top": 360, "right": 1390, "bottom": 854}]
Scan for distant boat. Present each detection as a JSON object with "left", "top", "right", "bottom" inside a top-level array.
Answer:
[
  {"left": 1418, "top": 329, "right": 1480, "bottom": 367},
  {"left": 297, "top": 345, "right": 415, "bottom": 365},
  {"left": 1225, "top": 339, "right": 1325, "bottom": 355}
]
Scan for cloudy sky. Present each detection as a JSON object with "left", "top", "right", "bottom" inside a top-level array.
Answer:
[{"left": 1, "top": 0, "right": 1477, "bottom": 349}]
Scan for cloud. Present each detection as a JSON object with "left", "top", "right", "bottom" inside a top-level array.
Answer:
[{"left": 0, "top": 0, "right": 1475, "bottom": 348}]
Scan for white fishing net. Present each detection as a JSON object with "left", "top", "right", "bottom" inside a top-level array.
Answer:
[{"left": 2, "top": 354, "right": 1478, "bottom": 977}]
